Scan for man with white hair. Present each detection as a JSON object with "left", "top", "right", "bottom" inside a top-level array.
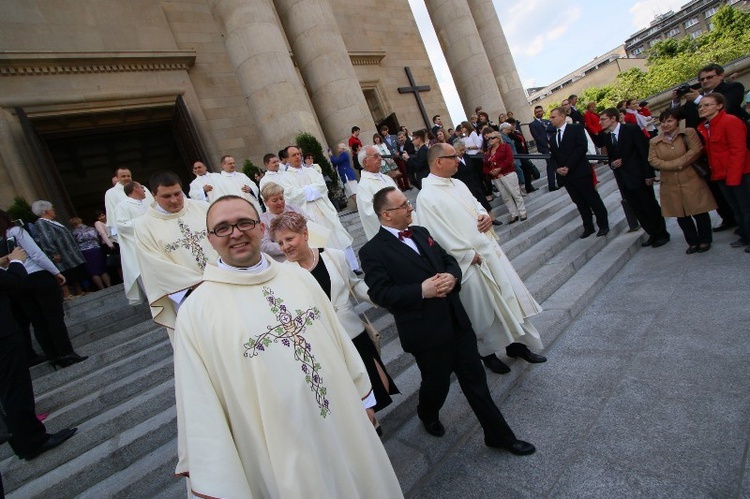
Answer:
[{"left": 356, "top": 145, "right": 398, "bottom": 240}]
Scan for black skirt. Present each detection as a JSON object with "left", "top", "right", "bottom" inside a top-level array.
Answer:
[{"left": 351, "top": 330, "right": 400, "bottom": 412}]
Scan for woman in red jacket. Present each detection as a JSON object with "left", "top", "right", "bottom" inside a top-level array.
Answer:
[
  {"left": 483, "top": 131, "right": 527, "bottom": 223},
  {"left": 697, "top": 93, "right": 750, "bottom": 252}
]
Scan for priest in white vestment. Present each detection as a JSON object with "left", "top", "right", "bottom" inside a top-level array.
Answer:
[
  {"left": 274, "top": 146, "right": 360, "bottom": 271},
  {"left": 259, "top": 153, "right": 284, "bottom": 192},
  {"left": 134, "top": 172, "right": 218, "bottom": 332},
  {"left": 114, "top": 182, "right": 149, "bottom": 305},
  {"left": 417, "top": 143, "right": 547, "bottom": 374},
  {"left": 104, "top": 167, "right": 153, "bottom": 240},
  {"left": 356, "top": 145, "right": 399, "bottom": 241},
  {"left": 187, "top": 161, "right": 213, "bottom": 203},
  {"left": 173, "top": 195, "right": 403, "bottom": 498},
  {"left": 205, "top": 155, "right": 262, "bottom": 215}
]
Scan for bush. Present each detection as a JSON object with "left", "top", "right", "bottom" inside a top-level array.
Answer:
[
  {"left": 294, "top": 132, "right": 335, "bottom": 182},
  {"left": 242, "top": 159, "right": 263, "bottom": 182}
]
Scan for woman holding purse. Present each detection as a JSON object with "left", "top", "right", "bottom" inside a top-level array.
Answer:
[{"left": 648, "top": 109, "right": 716, "bottom": 254}]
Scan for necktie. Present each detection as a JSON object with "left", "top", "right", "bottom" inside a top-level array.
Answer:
[
  {"left": 556, "top": 129, "right": 562, "bottom": 146},
  {"left": 398, "top": 228, "right": 413, "bottom": 241},
  {"left": 611, "top": 132, "right": 618, "bottom": 147}
]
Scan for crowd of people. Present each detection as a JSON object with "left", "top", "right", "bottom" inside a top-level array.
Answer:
[{"left": 2, "top": 60, "right": 748, "bottom": 497}]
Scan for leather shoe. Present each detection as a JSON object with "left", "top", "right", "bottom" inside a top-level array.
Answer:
[
  {"left": 696, "top": 243, "right": 711, "bottom": 253},
  {"left": 481, "top": 354, "right": 511, "bottom": 374},
  {"left": 596, "top": 228, "right": 609, "bottom": 237},
  {"left": 686, "top": 245, "right": 698, "bottom": 254},
  {"left": 580, "top": 229, "right": 595, "bottom": 239},
  {"left": 549, "top": 186, "right": 559, "bottom": 191},
  {"left": 627, "top": 224, "right": 641, "bottom": 232},
  {"left": 57, "top": 353, "right": 89, "bottom": 367},
  {"left": 422, "top": 420, "right": 446, "bottom": 437},
  {"left": 730, "top": 239, "right": 748, "bottom": 248},
  {"left": 651, "top": 236, "right": 670, "bottom": 248},
  {"left": 526, "top": 186, "right": 538, "bottom": 193},
  {"left": 508, "top": 216, "right": 519, "bottom": 224},
  {"left": 641, "top": 236, "right": 654, "bottom": 247},
  {"left": 713, "top": 222, "right": 737, "bottom": 232},
  {"left": 506, "top": 349, "right": 547, "bottom": 363},
  {"left": 491, "top": 220, "right": 503, "bottom": 226},
  {"left": 485, "top": 439, "right": 536, "bottom": 456},
  {"left": 23, "top": 428, "right": 77, "bottom": 460}
]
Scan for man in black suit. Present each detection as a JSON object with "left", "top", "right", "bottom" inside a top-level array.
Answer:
[
  {"left": 0, "top": 247, "right": 77, "bottom": 464},
  {"left": 672, "top": 63, "right": 749, "bottom": 231},
  {"left": 566, "top": 95, "right": 585, "bottom": 125},
  {"left": 600, "top": 108, "right": 670, "bottom": 248},
  {"left": 529, "top": 105, "right": 558, "bottom": 191},
  {"left": 404, "top": 129, "right": 429, "bottom": 189},
  {"left": 548, "top": 107, "right": 610, "bottom": 238},
  {"left": 359, "top": 187, "right": 535, "bottom": 456}
]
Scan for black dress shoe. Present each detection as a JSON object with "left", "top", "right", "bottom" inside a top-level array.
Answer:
[
  {"left": 730, "top": 239, "right": 748, "bottom": 248},
  {"left": 422, "top": 420, "right": 446, "bottom": 437},
  {"left": 526, "top": 186, "right": 538, "bottom": 193},
  {"left": 696, "top": 243, "right": 711, "bottom": 253},
  {"left": 549, "top": 186, "right": 559, "bottom": 191},
  {"left": 506, "top": 349, "right": 547, "bottom": 363},
  {"left": 491, "top": 220, "right": 504, "bottom": 226},
  {"left": 485, "top": 439, "right": 536, "bottom": 456},
  {"left": 651, "top": 236, "right": 670, "bottom": 248},
  {"left": 508, "top": 217, "right": 519, "bottom": 224},
  {"left": 713, "top": 222, "right": 737, "bottom": 232},
  {"left": 580, "top": 229, "right": 595, "bottom": 239},
  {"left": 686, "top": 245, "right": 698, "bottom": 254},
  {"left": 641, "top": 236, "right": 654, "bottom": 247},
  {"left": 627, "top": 225, "right": 641, "bottom": 233},
  {"left": 596, "top": 228, "right": 609, "bottom": 237},
  {"left": 23, "top": 428, "right": 78, "bottom": 460},
  {"left": 481, "top": 354, "right": 511, "bottom": 374},
  {"left": 54, "top": 353, "right": 89, "bottom": 368}
]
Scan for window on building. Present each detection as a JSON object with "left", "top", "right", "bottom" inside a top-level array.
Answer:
[
  {"left": 690, "top": 29, "right": 703, "bottom": 39},
  {"left": 631, "top": 46, "right": 644, "bottom": 56},
  {"left": 667, "top": 27, "right": 680, "bottom": 37},
  {"left": 708, "top": 22, "right": 714, "bottom": 31},
  {"left": 649, "top": 39, "right": 660, "bottom": 47},
  {"left": 729, "top": 0, "right": 740, "bottom": 5},
  {"left": 704, "top": 7, "right": 718, "bottom": 18},
  {"left": 685, "top": 17, "right": 699, "bottom": 28}
]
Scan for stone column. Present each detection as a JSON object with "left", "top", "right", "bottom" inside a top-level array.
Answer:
[
  {"left": 423, "top": 0, "right": 504, "bottom": 119},
  {"left": 273, "top": 0, "right": 374, "bottom": 147},
  {"left": 209, "top": 0, "right": 325, "bottom": 151},
  {"left": 468, "top": 0, "right": 532, "bottom": 124},
  {"left": 0, "top": 109, "right": 43, "bottom": 206}
]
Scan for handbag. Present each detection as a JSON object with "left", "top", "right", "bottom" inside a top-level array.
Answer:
[
  {"left": 681, "top": 135, "right": 710, "bottom": 179},
  {"left": 327, "top": 250, "right": 381, "bottom": 354}
]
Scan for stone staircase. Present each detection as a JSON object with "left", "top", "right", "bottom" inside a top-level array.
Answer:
[{"left": 1, "top": 162, "right": 648, "bottom": 497}]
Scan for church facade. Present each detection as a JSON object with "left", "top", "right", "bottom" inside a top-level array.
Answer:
[{"left": 0, "top": 0, "right": 526, "bottom": 222}]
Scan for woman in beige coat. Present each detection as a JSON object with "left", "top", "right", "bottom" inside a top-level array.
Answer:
[{"left": 648, "top": 109, "right": 717, "bottom": 254}]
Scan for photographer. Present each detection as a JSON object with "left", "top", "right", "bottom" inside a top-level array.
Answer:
[{"left": 672, "top": 63, "right": 750, "bottom": 232}]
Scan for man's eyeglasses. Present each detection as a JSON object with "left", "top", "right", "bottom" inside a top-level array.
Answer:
[
  {"left": 209, "top": 219, "right": 260, "bottom": 237},
  {"left": 384, "top": 200, "right": 412, "bottom": 212}
]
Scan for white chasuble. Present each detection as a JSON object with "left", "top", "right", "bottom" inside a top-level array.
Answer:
[
  {"left": 174, "top": 259, "right": 402, "bottom": 499},
  {"left": 276, "top": 167, "right": 354, "bottom": 249},
  {"left": 417, "top": 175, "right": 543, "bottom": 354},
  {"left": 356, "top": 171, "right": 398, "bottom": 241},
  {"left": 105, "top": 183, "right": 154, "bottom": 237},
  {"left": 134, "top": 199, "right": 218, "bottom": 331},
  {"left": 188, "top": 174, "right": 212, "bottom": 203},
  {"left": 114, "top": 197, "right": 148, "bottom": 305},
  {"left": 208, "top": 171, "right": 262, "bottom": 215}
]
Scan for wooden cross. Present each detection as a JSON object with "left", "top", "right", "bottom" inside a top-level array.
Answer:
[{"left": 398, "top": 66, "right": 432, "bottom": 129}]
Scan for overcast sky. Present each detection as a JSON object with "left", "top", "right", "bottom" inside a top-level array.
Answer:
[{"left": 408, "top": 0, "right": 688, "bottom": 123}]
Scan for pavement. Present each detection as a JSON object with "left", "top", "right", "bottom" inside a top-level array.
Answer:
[{"left": 408, "top": 216, "right": 750, "bottom": 499}]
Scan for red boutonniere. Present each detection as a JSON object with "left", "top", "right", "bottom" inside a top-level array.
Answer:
[{"left": 427, "top": 237, "right": 435, "bottom": 247}]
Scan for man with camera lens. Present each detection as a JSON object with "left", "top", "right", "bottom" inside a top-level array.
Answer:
[{"left": 672, "top": 63, "right": 750, "bottom": 232}]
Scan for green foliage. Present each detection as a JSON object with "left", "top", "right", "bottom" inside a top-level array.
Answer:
[
  {"left": 242, "top": 159, "right": 262, "bottom": 181},
  {"left": 578, "top": 5, "right": 750, "bottom": 107},
  {"left": 294, "top": 132, "right": 335, "bottom": 182},
  {"left": 6, "top": 197, "right": 37, "bottom": 225}
]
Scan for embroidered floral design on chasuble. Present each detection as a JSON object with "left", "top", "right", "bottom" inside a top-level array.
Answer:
[
  {"left": 244, "top": 287, "right": 329, "bottom": 417},
  {"left": 163, "top": 218, "right": 209, "bottom": 271}
]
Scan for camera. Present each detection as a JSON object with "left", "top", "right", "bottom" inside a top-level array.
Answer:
[{"left": 675, "top": 83, "right": 694, "bottom": 97}]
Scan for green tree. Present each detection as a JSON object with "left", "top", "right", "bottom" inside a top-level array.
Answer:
[
  {"left": 242, "top": 158, "right": 262, "bottom": 182},
  {"left": 294, "top": 132, "right": 335, "bottom": 182}
]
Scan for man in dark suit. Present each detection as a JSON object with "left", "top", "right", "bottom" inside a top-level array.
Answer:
[
  {"left": 600, "top": 108, "right": 670, "bottom": 247},
  {"left": 672, "top": 63, "right": 749, "bottom": 232},
  {"left": 548, "top": 107, "right": 609, "bottom": 238},
  {"left": 529, "top": 105, "right": 558, "bottom": 191},
  {"left": 0, "top": 247, "right": 77, "bottom": 464},
  {"left": 566, "top": 95, "right": 585, "bottom": 125},
  {"left": 404, "top": 129, "right": 429, "bottom": 189},
  {"left": 359, "top": 187, "right": 535, "bottom": 456}
]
